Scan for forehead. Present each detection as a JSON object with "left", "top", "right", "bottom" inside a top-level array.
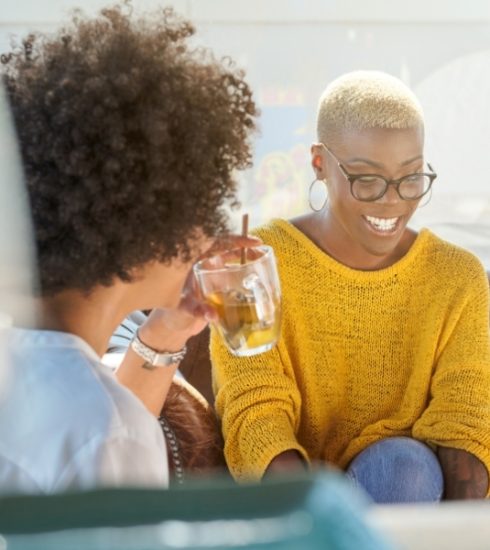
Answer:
[{"left": 333, "top": 127, "right": 424, "bottom": 165}]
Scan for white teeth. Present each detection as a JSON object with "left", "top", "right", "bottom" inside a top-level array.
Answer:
[{"left": 365, "top": 216, "right": 399, "bottom": 232}]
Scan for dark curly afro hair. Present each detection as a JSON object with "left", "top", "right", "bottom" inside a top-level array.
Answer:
[{"left": 1, "top": 3, "right": 258, "bottom": 296}]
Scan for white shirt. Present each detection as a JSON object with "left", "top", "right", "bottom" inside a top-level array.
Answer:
[{"left": 0, "top": 328, "right": 168, "bottom": 495}]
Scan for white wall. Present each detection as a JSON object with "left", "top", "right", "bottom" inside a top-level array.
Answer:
[{"left": 2, "top": 1, "right": 490, "bottom": 262}]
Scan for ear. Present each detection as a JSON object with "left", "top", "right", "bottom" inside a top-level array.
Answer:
[{"left": 310, "top": 143, "right": 326, "bottom": 180}]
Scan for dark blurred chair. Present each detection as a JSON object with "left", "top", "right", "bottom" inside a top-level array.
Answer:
[{"left": 179, "top": 327, "right": 213, "bottom": 406}]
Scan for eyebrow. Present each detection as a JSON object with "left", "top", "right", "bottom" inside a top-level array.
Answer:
[{"left": 345, "top": 155, "right": 424, "bottom": 169}]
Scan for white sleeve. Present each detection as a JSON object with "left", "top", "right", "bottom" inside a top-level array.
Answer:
[{"left": 54, "top": 431, "right": 169, "bottom": 492}]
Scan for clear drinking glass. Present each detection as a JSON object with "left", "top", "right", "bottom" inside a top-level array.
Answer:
[{"left": 193, "top": 245, "right": 281, "bottom": 357}]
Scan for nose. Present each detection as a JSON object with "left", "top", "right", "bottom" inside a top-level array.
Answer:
[{"left": 377, "top": 183, "right": 401, "bottom": 205}]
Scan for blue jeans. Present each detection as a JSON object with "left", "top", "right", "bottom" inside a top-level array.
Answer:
[{"left": 346, "top": 437, "right": 444, "bottom": 504}]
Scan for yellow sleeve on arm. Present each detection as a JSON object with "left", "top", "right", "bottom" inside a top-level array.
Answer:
[
  {"left": 413, "top": 264, "right": 490, "bottom": 495},
  {"left": 211, "top": 329, "right": 309, "bottom": 482}
]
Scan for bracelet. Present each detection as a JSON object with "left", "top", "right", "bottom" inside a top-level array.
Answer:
[{"left": 130, "top": 330, "right": 187, "bottom": 369}]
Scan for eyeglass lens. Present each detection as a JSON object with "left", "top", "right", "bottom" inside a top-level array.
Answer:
[{"left": 352, "top": 174, "right": 432, "bottom": 201}]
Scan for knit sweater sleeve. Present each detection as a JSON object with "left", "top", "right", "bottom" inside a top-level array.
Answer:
[
  {"left": 413, "top": 261, "right": 490, "bottom": 491},
  {"left": 211, "top": 329, "right": 308, "bottom": 482}
]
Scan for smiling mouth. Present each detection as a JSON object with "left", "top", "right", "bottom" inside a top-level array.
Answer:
[{"left": 364, "top": 215, "right": 401, "bottom": 234}]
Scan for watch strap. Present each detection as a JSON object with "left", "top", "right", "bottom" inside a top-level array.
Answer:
[{"left": 130, "top": 330, "right": 187, "bottom": 368}]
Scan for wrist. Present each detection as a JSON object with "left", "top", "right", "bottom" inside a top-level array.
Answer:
[
  {"left": 130, "top": 330, "right": 187, "bottom": 369},
  {"left": 264, "top": 450, "right": 307, "bottom": 478},
  {"left": 138, "top": 320, "right": 188, "bottom": 353}
]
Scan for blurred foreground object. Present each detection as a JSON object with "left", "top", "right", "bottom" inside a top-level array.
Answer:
[
  {"left": 0, "top": 472, "right": 392, "bottom": 550},
  {"left": 0, "top": 84, "right": 36, "bottom": 399},
  {"left": 0, "top": 84, "right": 36, "bottom": 328}
]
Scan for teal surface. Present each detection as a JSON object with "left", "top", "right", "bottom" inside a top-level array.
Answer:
[{"left": 0, "top": 472, "right": 394, "bottom": 549}]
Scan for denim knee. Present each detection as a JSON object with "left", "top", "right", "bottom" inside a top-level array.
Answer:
[{"left": 346, "top": 436, "right": 444, "bottom": 504}]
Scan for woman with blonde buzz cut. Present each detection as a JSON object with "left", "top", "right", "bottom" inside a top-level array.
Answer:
[{"left": 211, "top": 70, "right": 490, "bottom": 503}]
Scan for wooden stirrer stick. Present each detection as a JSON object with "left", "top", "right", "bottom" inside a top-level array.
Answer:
[{"left": 240, "top": 213, "right": 249, "bottom": 265}]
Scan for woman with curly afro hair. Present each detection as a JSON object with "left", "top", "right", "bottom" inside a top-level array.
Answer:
[{"left": 0, "top": 3, "right": 259, "bottom": 494}]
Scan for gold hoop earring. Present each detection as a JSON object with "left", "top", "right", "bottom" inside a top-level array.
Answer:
[
  {"left": 308, "top": 178, "right": 328, "bottom": 212},
  {"left": 418, "top": 187, "right": 433, "bottom": 209}
]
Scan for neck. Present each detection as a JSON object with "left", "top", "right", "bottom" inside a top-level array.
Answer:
[
  {"left": 295, "top": 210, "right": 415, "bottom": 271},
  {"left": 35, "top": 285, "right": 130, "bottom": 357},
  {"left": 28, "top": 261, "right": 187, "bottom": 355}
]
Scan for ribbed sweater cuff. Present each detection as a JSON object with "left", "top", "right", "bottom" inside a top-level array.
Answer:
[
  {"left": 227, "top": 424, "right": 310, "bottom": 482},
  {"left": 254, "top": 442, "right": 310, "bottom": 481}
]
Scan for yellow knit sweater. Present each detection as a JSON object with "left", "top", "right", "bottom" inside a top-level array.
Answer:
[{"left": 211, "top": 218, "right": 490, "bottom": 485}]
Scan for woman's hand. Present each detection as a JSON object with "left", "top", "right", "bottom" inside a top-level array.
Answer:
[
  {"left": 138, "top": 234, "right": 262, "bottom": 352},
  {"left": 117, "top": 233, "right": 262, "bottom": 416},
  {"left": 263, "top": 450, "right": 308, "bottom": 478},
  {"left": 438, "top": 447, "right": 488, "bottom": 499}
]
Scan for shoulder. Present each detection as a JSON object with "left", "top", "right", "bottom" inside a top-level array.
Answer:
[
  {"left": 252, "top": 218, "right": 288, "bottom": 242},
  {"left": 252, "top": 218, "right": 308, "bottom": 258},
  {"left": 418, "top": 229, "right": 488, "bottom": 293},
  {"left": 1, "top": 331, "right": 167, "bottom": 492},
  {"left": 7, "top": 330, "right": 161, "bottom": 448},
  {"left": 422, "top": 229, "right": 486, "bottom": 275}
]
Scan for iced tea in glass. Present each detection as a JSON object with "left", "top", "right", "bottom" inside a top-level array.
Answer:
[{"left": 193, "top": 245, "right": 281, "bottom": 356}]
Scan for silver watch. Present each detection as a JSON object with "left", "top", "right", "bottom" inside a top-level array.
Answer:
[{"left": 130, "top": 330, "right": 187, "bottom": 369}]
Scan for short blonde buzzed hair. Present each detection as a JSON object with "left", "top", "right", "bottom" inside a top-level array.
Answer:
[{"left": 317, "top": 70, "right": 424, "bottom": 143}]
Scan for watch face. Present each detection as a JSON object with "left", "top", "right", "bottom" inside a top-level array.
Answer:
[{"left": 154, "top": 354, "right": 172, "bottom": 366}]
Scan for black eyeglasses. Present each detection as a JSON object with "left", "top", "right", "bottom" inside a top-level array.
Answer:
[{"left": 321, "top": 143, "right": 437, "bottom": 202}]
